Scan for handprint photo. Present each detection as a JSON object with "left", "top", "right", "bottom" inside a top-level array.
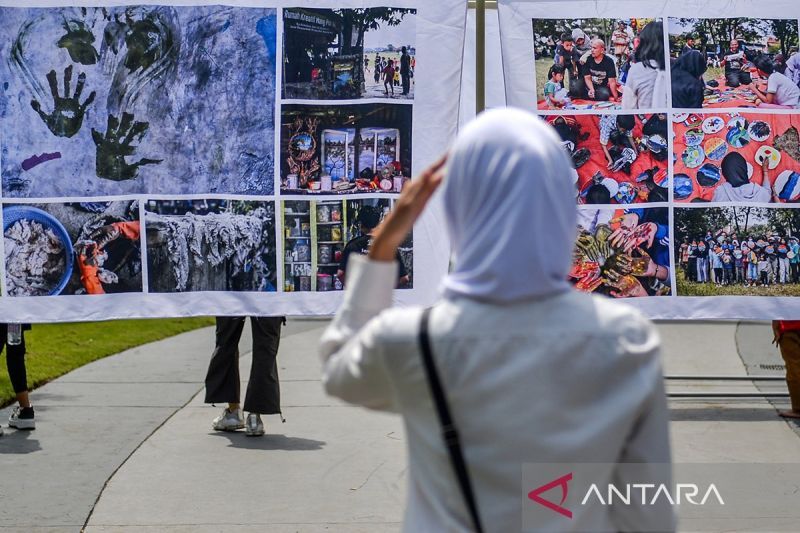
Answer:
[{"left": 0, "top": 6, "right": 277, "bottom": 197}]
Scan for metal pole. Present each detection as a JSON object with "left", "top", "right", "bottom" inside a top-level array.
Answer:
[
  {"left": 476, "top": 0, "right": 486, "bottom": 114},
  {"left": 665, "top": 375, "right": 785, "bottom": 381},
  {"left": 668, "top": 392, "right": 789, "bottom": 398}
]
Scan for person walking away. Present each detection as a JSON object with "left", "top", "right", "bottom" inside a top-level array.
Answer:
[
  {"left": 400, "top": 46, "right": 411, "bottom": 95},
  {"left": 773, "top": 321, "right": 800, "bottom": 418},
  {"left": 205, "top": 317, "right": 284, "bottom": 436},
  {"left": 320, "top": 109, "right": 673, "bottom": 532},
  {"left": 383, "top": 59, "right": 395, "bottom": 96},
  {"left": 1, "top": 324, "right": 35, "bottom": 434}
]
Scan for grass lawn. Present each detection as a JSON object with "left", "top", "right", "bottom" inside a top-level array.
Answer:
[
  {"left": 0, "top": 317, "right": 214, "bottom": 407},
  {"left": 676, "top": 269, "right": 800, "bottom": 297},
  {"left": 703, "top": 66, "right": 725, "bottom": 83},
  {"left": 535, "top": 58, "right": 553, "bottom": 102}
]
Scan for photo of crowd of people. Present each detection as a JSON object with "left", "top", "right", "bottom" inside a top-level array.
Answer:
[
  {"left": 533, "top": 18, "right": 666, "bottom": 110},
  {"left": 280, "top": 103, "right": 412, "bottom": 194},
  {"left": 675, "top": 206, "right": 800, "bottom": 296},
  {"left": 282, "top": 8, "right": 416, "bottom": 100},
  {"left": 547, "top": 114, "right": 668, "bottom": 204},
  {"left": 673, "top": 112, "right": 800, "bottom": 203},
  {"left": 669, "top": 18, "right": 800, "bottom": 109},
  {"left": 571, "top": 207, "right": 672, "bottom": 298},
  {"left": 3, "top": 201, "right": 142, "bottom": 296}
]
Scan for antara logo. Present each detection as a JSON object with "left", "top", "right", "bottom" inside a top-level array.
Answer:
[
  {"left": 528, "top": 473, "right": 725, "bottom": 519},
  {"left": 528, "top": 472, "right": 573, "bottom": 519}
]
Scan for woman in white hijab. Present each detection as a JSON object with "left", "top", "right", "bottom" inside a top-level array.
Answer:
[{"left": 320, "top": 109, "right": 673, "bottom": 532}]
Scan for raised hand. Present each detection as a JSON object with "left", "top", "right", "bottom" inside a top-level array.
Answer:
[
  {"left": 91, "top": 112, "right": 162, "bottom": 181},
  {"left": 30, "top": 66, "right": 96, "bottom": 138}
]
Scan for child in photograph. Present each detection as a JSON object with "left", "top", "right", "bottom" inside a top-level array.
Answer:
[
  {"left": 722, "top": 251, "right": 734, "bottom": 285},
  {"left": 383, "top": 59, "right": 395, "bottom": 95},
  {"left": 544, "top": 64, "right": 570, "bottom": 108},
  {"left": 759, "top": 253, "right": 770, "bottom": 286},
  {"left": 748, "top": 247, "right": 759, "bottom": 286},
  {"left": 749, "top": 56, "right": 800, "bottom": 109},
  {"left": 734, "top": 248, "right": 745, "bottom": 284},
  {"left": 710, "top": 245, "right": 723, "bottom": 286},
  {"left": 598, "top": 114, "right": 638, "bottom": 172},
  {"left": 554, "top": 33, "right": 580, "bottom": 92}
]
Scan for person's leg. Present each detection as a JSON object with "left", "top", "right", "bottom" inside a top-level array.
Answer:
[
  {"left": 725, "top": 71, "right": 741, "bottom": 87},
  {"left": 205, "top": 317, "right": 246, "bottom": 430},
  {"left": 777, "top": 331, "right": 800, "bottom": 416},
  {"left": 593, "top": 85, "right": 611, "bottom": 101},
  {"left": 243, "top": 317, "right": 284, "bottom": 416},
  {"left": 739, "top": 70, "right": 752, "bottom": 85},
  {"left": 5, "top": 329, "right": 34, "bottom": 429},
  {"left": 568, "top": 77, "right": 587, "bottom": 99}
]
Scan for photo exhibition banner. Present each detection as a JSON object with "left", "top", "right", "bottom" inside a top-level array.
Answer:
[
  {"left": 0, "top": 0, "right": 466, "bottom": 321},
  {"left": 499, "top": 0, "right": 800, "bottom": 319}
]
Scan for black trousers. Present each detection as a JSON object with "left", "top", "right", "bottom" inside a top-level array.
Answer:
[
  {"left": 1, "top": 324, "right": 28, "bottom": 394},
  {"left": 725, "top": 70, "right": 752, "bottom": 88},
  {"left": 204, "top": 317, "right": 283, "bottom": 415}
]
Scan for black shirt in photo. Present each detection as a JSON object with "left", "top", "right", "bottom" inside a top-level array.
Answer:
[{"left": 581, "top": 55, "right": 617, "bottom": 87}]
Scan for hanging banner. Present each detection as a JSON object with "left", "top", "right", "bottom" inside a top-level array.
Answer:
[
  {"left": 0, "top": 0, "right": 465, "bottom": 321},
  {"left": 499, "top": 0, "right": 800, "bottom": 319}
]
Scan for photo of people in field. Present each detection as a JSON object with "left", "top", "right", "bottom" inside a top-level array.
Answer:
[
  {"left": 533, "top": 18, "right": 666, "bottom": 110},
  {"left": 669, "top": 18, "right": 799, "bottom": 109}
]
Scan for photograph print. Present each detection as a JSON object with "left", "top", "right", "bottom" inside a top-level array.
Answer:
[
  {"left": 0, "top": 5, "right": 278, "bottom": 198},
  {"left": 675, "top": 206, "right": 800, "bottom": 296},
  {"left": 669, "top": 17, "right": 799, "bottom": 109},
  {"left": 532, "top": 18, "right": 666, "bottom": 111},
  {"left": 673, "top": 111, "right": 800, "bottom": 203},
  {"left": 145, "top": 200, "right": 277, "bottom": 293},
  {"left": 571, "top": 207, "right": 671, "bottom": 298},
  {"left": 4, "top": 200, "right": 142, "bottom": 297},
  {"left": 547, "top": 113, "right": 669, "bottom": 205},
  {"left": 282, "top": 8, "right": 416, "bottom": 100},
  {"left": 280, "top": 103, "right": 412, "bottom": 194}
]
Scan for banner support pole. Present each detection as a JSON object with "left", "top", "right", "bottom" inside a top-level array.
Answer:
[{"left": 476, "top": 0, "right": 486, "bottom": 114}]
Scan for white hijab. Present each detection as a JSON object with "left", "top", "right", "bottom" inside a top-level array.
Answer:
[{"left": 441, "top": 108, "right": 577, "bottom": 303}]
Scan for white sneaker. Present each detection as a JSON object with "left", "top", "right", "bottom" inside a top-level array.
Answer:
[
  {"left": 211, "top": 407, "right": 244, "bottom": 431},
  {"left": 8, "top": 406, "right": 35, "bottom": 430},
  {"left": 245, "top": 413, "right": 265, "bottom": 437}
]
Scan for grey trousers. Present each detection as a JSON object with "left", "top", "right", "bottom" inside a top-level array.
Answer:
[{"left": 204, "top": 317, "right": 283, "bottom": 415}]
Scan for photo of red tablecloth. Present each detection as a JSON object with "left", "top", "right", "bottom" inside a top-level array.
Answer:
[
  {"left": 702, "top": 74, "right": 760, "bottom": 109},
  {"left": 538, "top": 98, "right": 622, "bottom": 111},
  {"left": 557, "top": 114, "right": 667, "bottom": 204},
  {"left": 673, "top": 112, "right": 800, "bottom": 202}
]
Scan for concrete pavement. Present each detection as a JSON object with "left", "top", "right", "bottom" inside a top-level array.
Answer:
[{"left": 1, "top": 319, "right": 799, "bottom": 532}]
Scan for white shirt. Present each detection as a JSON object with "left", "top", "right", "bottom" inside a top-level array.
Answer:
[
  {"left": 622, "top": 61, "right": 667, "bottom": 109},
  {"left": 712, "top": 181, "right": 772, "bottom": 203},
  {"left": 767, "top": 71, "right": 800, "bottom": 107},
  {"left": 320, "top": 255, "right": 674, "bottom": 532}
]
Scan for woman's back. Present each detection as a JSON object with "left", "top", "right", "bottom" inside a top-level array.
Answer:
[{"left": 323, "top": 281, "right": 669, "bottom": 532}]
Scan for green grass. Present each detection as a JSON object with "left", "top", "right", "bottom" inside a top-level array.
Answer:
[
  {"left": 536, "top": 58, "right": 553, "bottom": 102},
  {"left": 704, "top": 66, "right": 724, "bottom": 83},
  {"left": 0, "top": 317, "right": 215, "bottom": 407},
  {"left": 676, "top": 268, "right": 800, "bottom": 296}
]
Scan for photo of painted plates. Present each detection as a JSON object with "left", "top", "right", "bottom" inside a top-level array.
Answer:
[
  {"left": 683, "top": 127, "right": 705, "bottom": 146},
  {"left": 755, "top": 145, "right": 781, "bottom": 169},
  {"left": 748, "top": 121, "right": 771, "bottom": 142},
  {"left": 696, "top": 162, "right": 721, "bottom": 187},
  {"left": 701, "top": 116, "right": 725, "bottom": 134},
  {"left": 673, "top": 173, "right": 694, "bottom": 200},
  {"left": 704, "top": 137, "right": 728, "bottom": 160},
  {"left": 672, "top": 113, "right": 689, "bottom": 123},
  {"left": 682, "top": 145, "right": 705, "bottom": 168}
]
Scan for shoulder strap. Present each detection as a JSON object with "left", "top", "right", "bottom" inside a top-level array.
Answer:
[{"left": 418, "top": 308, "right": 484, "bottom": 533}]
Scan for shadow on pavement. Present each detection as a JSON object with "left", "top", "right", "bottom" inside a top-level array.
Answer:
[
  {"left": 0, "top": 429, "right": 41, "bottom": 454},
  {"left": 208, "top": 431, "right": 326, "bottom": 451}
]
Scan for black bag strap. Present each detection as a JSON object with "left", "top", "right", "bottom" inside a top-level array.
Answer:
[{"left": 418, "top": 307, "right": 484, "bottom": 533}]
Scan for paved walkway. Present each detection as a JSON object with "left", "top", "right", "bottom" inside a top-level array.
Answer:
[{"left": 1, "top": 319, "right": 799, "bottom": 532}]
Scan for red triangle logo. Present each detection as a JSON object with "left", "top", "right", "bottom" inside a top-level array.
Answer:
[{"left": 528, "top": 472, "right": 573, "bottom": 519}]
